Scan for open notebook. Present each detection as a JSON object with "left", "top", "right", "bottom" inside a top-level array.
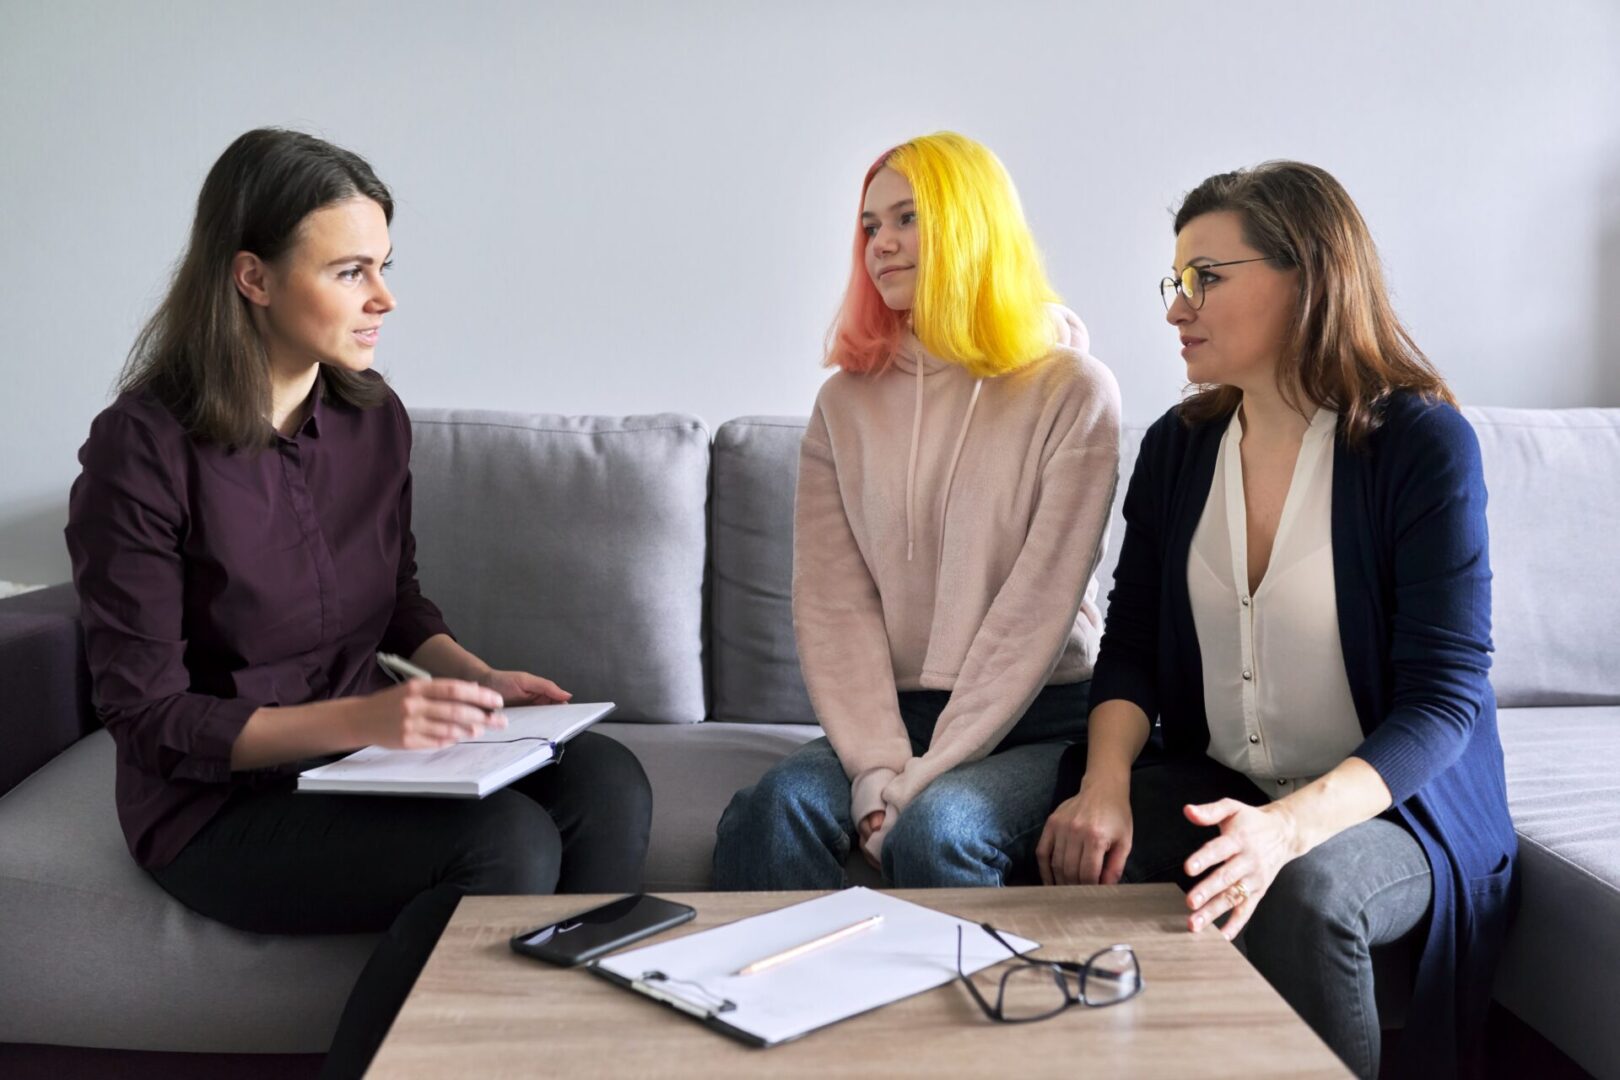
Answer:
[
  {"left": 296, "top": 702, "right": 614, "bottom": 797},
  {"left": 591, "top": 887, "right": 1036, "bottom": 1047}
]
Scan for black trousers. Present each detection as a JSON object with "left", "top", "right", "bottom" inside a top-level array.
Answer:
[{"left": 150, "top": 731, "right": 653, "bottom": 1079}]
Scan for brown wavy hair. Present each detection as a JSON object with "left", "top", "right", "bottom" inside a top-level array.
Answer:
[
  {"left": 1173, "top": 161, "right": 1453, "bottom": 446},
  {"left": 120, "top": 128, "right": 392, "bottom": 449}
]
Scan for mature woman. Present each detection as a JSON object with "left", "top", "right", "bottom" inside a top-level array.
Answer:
[
  {"left": 1038, "top": 161, "right": 1515, "bottom": 1078},
  {"left": 64, "top": 129, "right": 652, "bottom": 1078},
  {"left": 714, "top": 132, "right": 1121, "bottom": 889}
]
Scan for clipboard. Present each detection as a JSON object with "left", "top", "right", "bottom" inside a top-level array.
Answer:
[
  {"left": 587, "top": 887, "right": 1036, "bottom": 1047},
  {"left": 589, "top": 967, "right": 768, "bottom": 1047}
]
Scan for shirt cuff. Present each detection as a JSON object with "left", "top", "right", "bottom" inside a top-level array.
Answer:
[{"left": 166, "top": 696, "right": 262, "bottom": 783}]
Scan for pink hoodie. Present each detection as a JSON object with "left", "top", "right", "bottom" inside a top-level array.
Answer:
[{"left": 793, "top": 305, "right": 1120, "bottom": 861}]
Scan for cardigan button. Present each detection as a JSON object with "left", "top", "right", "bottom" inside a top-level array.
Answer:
[
  {"left": 1277, "top": 778, "right": 1288, "bottom": 786},
  {"left": 1249, "top": 734, "right": 1260, "bottom": 744},
  {"left": 1241, "top": 669, "right": 1253, "bottom": 681}
]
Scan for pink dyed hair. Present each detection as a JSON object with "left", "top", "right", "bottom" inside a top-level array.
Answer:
[{"left": 825, "top": 150, "right": 906, "bottom": 375}]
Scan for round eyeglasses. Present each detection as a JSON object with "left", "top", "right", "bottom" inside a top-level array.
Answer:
[{"left": 1160, "top": 257, "right": 1274, "bottom": 311}]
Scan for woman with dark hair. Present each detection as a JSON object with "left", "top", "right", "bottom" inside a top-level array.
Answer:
[
  {"left": 1037, "top": 162, "right": 1515, "bottom": 1078},
  {"left": 65, "top": 128, "right": 652, "bottom": 1078}
]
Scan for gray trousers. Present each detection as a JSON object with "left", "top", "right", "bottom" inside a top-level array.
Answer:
[{"left": 1117, "top": 753, "right": 1433, "bottom": 1080}]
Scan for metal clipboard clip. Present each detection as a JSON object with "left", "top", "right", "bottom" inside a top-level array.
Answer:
[{"left": 632, "top": 970, "right": 737, "bottom": 1017}]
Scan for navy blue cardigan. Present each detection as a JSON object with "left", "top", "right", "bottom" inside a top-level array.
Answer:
[{"left": 1090, "top": 392, "right": 1516, "bottom": 1078}]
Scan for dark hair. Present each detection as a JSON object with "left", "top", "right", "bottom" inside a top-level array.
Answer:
[
  {"left": 1173, "top": 160, "right": 1454, "bottom": 446},
  {"left": 120, "top": 128, "right": 393, "bottom": 448}
]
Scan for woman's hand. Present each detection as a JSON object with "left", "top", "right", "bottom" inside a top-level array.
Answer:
[
  {"left": 477, "top": 669, "right": 572, "bottom": 708},
  {"left": 1036, "top": 772, "right": 1134, "bottom": 885},
  {"left": 1181, "top": 799, "right": 1304, "bottom": 940},
  {"left": 857, "top": 810, "right": 885, "bottom": 870},
  {"left": 351, "top": 678, "right": 507, "bottom": 750}
]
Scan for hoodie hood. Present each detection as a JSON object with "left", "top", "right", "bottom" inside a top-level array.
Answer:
[{"left": 1048, "top": 303, "right": 1090, "bottom": 354}]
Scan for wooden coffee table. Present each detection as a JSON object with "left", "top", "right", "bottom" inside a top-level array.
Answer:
[{"left": 367, "top": 885, "right": 1349, "bottom": 1078}]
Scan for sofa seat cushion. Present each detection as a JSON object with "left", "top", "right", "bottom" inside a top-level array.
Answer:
[
  {"left": 0, "top": 731, "right": 376, "bottom": 1052},
  {"left": 595, "top": 720, "right": 823, "bottom": 890},
  {"left": 1495, "top": 705, "right": 1620, "bottom": 1078}
]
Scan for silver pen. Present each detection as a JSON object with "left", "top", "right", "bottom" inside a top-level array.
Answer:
[
  {"left": 376, "top": 651, "right": 434, "bottom": 682},
  {"left": 377, "top": 652, "right": 503, "bottom": 720}
]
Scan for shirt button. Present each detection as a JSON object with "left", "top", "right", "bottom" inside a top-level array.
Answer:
[
  {"left": 1241, "top": 669, "right": 1253, "bottom": 681},
  {"left": 1277, "top": 778, "right": 1288, "bottom": 786},
  {"left": 1249, "top": 734, "right": 1260, "bottom": 744},
  {"left": 1241, "top": 596, "right": 1251, "bottom": 607}
]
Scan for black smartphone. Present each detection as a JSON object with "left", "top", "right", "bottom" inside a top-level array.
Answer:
[{"left": 509, "top": 893, "right": 696, "bottom": 967}]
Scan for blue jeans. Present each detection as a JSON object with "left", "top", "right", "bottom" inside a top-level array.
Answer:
[{"left": 713, "top": 681, "right": 1089, "bottom": 889}]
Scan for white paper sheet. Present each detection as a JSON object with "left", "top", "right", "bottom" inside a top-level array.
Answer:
[{"left": 594, "top": 887, "right": 1037, "bottom": 1045}]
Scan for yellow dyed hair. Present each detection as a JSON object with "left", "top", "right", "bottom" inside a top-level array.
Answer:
[{"left": 890, "top": 132, "right": 1059, "bottom": 377}]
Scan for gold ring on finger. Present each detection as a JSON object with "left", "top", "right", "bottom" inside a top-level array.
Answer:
[{"left": 1228, "top": 881, "right": 1249, "bottom": 906}]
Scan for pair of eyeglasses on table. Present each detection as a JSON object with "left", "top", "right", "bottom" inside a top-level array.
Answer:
[{"left": 956, "top": 923, "right": 1143, "bottom": 1023}]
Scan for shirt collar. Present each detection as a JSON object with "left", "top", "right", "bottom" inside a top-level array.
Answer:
[
  {"left": 1227, "top": 403, "right": 1339, "bottom": 442},
  {"left": 298, "top": 371, "right": 327, "bottom": 439},
  {"left": 274, "top": 371, "right": 327, "bottom": 442}
]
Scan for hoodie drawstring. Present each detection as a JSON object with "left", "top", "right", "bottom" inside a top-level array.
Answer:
[
  {"left": 904, "top": 357, "right": 983, "bottom": 563},
  {"left": 937, "top": 377, "right": 983, "bottom": 563},
  {"left": 905, "top": 358, "right": 924, "bottom": 561}
]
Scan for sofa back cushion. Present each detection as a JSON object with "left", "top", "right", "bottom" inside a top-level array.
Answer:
[
  {"left": 408, "top": 411, "right": 710, "bottom": 723},
  {"left": 1468, "top": 407, "right": 1620, "bottom": 707},
  {"left": 1093, "top": 424, "right": 1147, "bottom": 626},
  {"left": 708, "top": 418, "right": 817, "bottom": 722}
]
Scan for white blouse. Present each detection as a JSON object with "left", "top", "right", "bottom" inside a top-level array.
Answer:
[{"left": 1187, "top": 408, "right": 1365, "bottom": 800}]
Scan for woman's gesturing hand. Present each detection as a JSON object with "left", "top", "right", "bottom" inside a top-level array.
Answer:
[
  {"left": 1036, "top": 772, "right": 1133, "bottom": 886},
  {"left": 354, "top": 678, "right": 507, "bottom": 750},
  {"left": 1181, "top": 799, "right": 1304, "bottom": 940}
]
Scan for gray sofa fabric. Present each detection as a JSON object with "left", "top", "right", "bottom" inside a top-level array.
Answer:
[
  {"left": 0, "top": 731, "right": 376, "bottom": 1052},
  {"left": 1494, "top": 706, "right": 1620, "bottom": 1079},
  {"left": 1468, "top": 408, "right": 1620, "bottom": 707},
  {"left": 0, "top": 600, "right": 94, "bottom": 796},
  {"left": 594, "top": 721, "right": 822, "bottom": 892},
  {"left": 708, "top": 418, "right": 816, "bottom": 724},
  {"left": 408, "top": 410, "right": 711, "bottom": 723}
]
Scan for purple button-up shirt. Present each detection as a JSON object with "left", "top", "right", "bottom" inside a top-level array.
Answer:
[{"left": 66, "top": 373, "right": 451, "bottom": 867}]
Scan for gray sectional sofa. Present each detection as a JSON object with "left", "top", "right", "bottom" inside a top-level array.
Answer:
[{"left": 1, "top": 406, "right": 1616, "bottom": 1077}]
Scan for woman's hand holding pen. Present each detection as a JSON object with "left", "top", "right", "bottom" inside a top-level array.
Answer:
[{"left": 352, "top": 678, "right": 508, "bottom": 750}]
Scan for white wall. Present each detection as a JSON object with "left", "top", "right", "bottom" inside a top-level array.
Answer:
[{"left": 4, "top": 1, "right": 1618, "bottom": 586}]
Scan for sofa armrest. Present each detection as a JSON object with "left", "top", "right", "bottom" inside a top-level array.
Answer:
[
  {"left": 0, "top": 584, "right": 97, "bottom": 797},
  {"left": 0, "top": 581, "right": 81, "bottom": 619}
]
